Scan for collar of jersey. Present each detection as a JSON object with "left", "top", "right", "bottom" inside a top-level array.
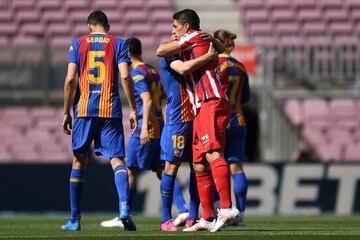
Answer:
[
  {"left": 219, "top": 53, "right": 230, "bottom": 58},
  {"left": 133, "top": 61, "right": 145, "bottom": 68},
  {"left": 186, "top": 29, "right": 197, "bottom": 34},
  {"left": 91, "top": 32, "right": 106, "bottom": 34}
]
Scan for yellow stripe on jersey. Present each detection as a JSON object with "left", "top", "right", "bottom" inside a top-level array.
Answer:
[
  {"left": 78, "top": 72, "right": 89, "bottom": 117},
  {"left": 99, "top": 63, "right": 112, "bottom": 118},
  {"left": 219, "top": 61, "right": 230, "bottom": 73}
]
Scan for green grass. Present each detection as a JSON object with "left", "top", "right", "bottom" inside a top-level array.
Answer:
[{"left": 0, "top": 215, "right": 359, "bottom": 240}]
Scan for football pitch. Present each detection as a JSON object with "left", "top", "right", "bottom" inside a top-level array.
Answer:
[{"left": 0, "top": 215, "right": 359, "bottom": 240}]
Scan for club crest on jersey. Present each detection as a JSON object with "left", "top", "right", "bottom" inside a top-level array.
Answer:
[
  {"left": 174, "top": 150, "right": 181, "bottom": 157},
  {"left": 201, "top": 134, "right": 209, "bottom": 141}
]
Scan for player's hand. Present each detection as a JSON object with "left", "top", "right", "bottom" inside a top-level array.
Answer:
[
  {"left": 129, "top": 110, "right": 138, "bottom": 135},
  {"left": 207, "top": 43, "right": 218, "bottom": 62},
  {"left": 62, "top": 113, "right": 72, "bottom": 135},
  {"left": 140, "top": 128, "right": 149, "bottom": 145}
]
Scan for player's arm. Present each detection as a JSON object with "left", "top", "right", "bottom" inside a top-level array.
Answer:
[
  {"left": 119, "top": 62, "right": 138, "bottom": 134},
  {"left": 199, "top": 32, "right": 226, "bottom": 53},
  {"left": 169, "top": 43, "right": 218, "bottom": 75},
  {"left": 156, "top": 40, "right": 181, "bottom": 57},
  {"left": 62, "top": 63, "right": 77, "bottom": 135},
  {"left": 140, "top": 92, "right": 152, "bottom": 145}
]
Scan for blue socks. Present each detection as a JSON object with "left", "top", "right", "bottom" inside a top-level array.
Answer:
[
  {"left": 232, "top": 172, "right": 248, "bottom": 213},
  {"left": 188, "top": 172, "right": 200, "bottom": 221},
  {"left": 113, "top": 165, "right": 129, "bottom": 218},
  {"left": 173, "top": 180, "right": 188, "bottom": 213},
  {"left": 160, "top": 173, "right": 175, "bottom": 223},
  {"left": 69, "top": 169, "right": 84, "bottom": 221}
]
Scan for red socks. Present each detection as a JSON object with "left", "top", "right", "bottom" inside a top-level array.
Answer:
[
  {"left": 195, "top": 171, "right": 214, "bottom": 220},
  {"left": 210, "top": 157, "right": 232, "bottom": 209}
]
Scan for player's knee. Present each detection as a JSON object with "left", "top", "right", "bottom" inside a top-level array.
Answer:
[
  {"left": 192, "top": 160, "right": 210, "bottom": 173},
  {"left": 205, "top": 150, "right": 224, "bottom": 162},
  {"left": 72, "top": 154, "right": 87, "bottom": 169},
  {"left": 230, "top": 162, "right": 244, "bottom": 174},
  {"left": 110, "top": 157, "right": 126, "bottom": 169},
  {"left": 164, "top": 161, "right": 180, "bottom": 176}
]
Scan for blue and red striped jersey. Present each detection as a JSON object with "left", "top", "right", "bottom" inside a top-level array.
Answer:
[
  {"left": 131, "top": 62, "right": 165, "bottom": 139},
  {"left": 219, "top": 53, "right": 250, "bottom": 127},
  {"left": 159, "top": 55, "right": 193, "bottom": 125},
  {"left": 68, "top": 32, "right": 131, "bottom": 118}
]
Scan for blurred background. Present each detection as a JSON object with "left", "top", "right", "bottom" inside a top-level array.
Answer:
[{"left": 0, "top": 0, "right": 359, "bottom": 216}]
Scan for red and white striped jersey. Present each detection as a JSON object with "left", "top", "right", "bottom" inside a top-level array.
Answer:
[{"left": 177, "top": 30, "right": 228, "bottom": 115}]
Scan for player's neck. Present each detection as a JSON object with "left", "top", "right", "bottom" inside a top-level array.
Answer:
[
  {"left": 90, "top": 27, "right": 107, "bottom": 34},
  {"left": 131, "top": 57, "right": 144, "bottom": 67}
]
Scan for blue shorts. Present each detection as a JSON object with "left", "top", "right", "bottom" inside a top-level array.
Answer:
[
  {"left": 225, "top": 126, "right": 247, "bottom": 162},
  {"left": 160, "top": 122, "right": 193, "bottom": 162},
  {"left": 72, "top": 117, "right": 125, "bottom": 159},
  {"left": 126, "top": 136, "right": 162, "bottom": 170}
]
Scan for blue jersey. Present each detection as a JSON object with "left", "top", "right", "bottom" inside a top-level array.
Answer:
[
  {"left": 219, "top": 53, "right": 250, "bottom": 127},
  {"left": 68, "top": 32, "right": 131, "bottom": 118},
  {"left": 159, "top": 56, "right": 193, "bottom": 125},
  {"left": 131, "top": 62, "right": 164, "bottom": 139}
]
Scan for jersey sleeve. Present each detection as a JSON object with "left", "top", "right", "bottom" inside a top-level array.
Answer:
[
  {"left": 132, "top": 68, "right": 149, "bottom": 95},
  {"left": 68, "top": 38, "right": 79, "bottom": 64},
  {"left": 177, "top": 31, "right": 199, "bottom": 52},
  {"left": 116, "top": 38, "right": 131, "bottom": 65},
  {"left": 164, "top": 55, "right": 181, "bottom": 67}
]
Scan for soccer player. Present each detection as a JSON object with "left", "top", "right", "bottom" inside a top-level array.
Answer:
[
  {"left": 101, "top": 37, "right": 190, "bottom": 227},
  {"left": 61, "top": 10, "right": 137, "bottom": 231},
  {"left": 214, "top": 29, "right": 250, "bottom": 226},
  {"left": 159, "top": 34, "right": 219, "bottom": 231},
  {"left": 157, "top": 9, "right": 240, "bottom": 232}
]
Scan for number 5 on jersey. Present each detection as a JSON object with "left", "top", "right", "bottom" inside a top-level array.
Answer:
[{"left": 88, "top": 51, "right": 105, "bottom": 84}]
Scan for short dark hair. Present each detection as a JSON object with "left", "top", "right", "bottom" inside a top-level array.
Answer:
[
  {"left": 126, "top": 37, "right": 142, "bottom": 56},
  {"left": 173, "top": 9, "right": 200, "bottom": 31},
  {"left": 87, "top": 10, "right": 110, "bottom": 30}
]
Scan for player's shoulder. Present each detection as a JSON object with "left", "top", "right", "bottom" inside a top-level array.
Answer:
[
  {"left": 178, "top": 30, "right": 199, "bottom": 43},
  {"left": 218, "top": 53, "right": 229, "bottom": 62},
  {"left": 114, "top": 35, "right": 126, "bottom": 43},
  {"left": 135, "top": 63, "right": 149, "bottom": 73},
  {"left": 107, "top": 35, "right": 127, "bottom": 48},
  {"left": 132, "top": 65, "right": 147, "bottom": 80},
  {"left": 145, "top": 63, "right": 161, "bottom": 78},
  {"left": 131, "top": 69, "right": 146, "bottom": 83},
  {"left": 232, "top": 58, "right": 247, "bottom": 72},
  {"left": 70, "top": 37, "right": 82, "bottom": 46}
]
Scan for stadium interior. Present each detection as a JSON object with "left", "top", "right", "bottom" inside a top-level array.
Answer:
[
  {"left": 0, "top": 1, "right": 360, "bottom": 239},
  {"left": 0, "top": 0, "right": 359, "bottom": 163}
]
